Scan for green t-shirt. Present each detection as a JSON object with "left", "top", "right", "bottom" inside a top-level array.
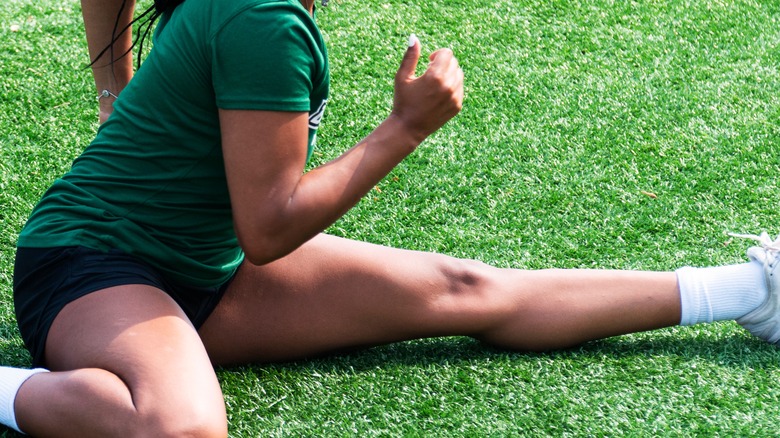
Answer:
[{"left": 17, "top": 0, "right": 330, "bottom": 287}]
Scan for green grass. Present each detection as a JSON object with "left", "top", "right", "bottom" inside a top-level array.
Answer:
[{"left": 3, "top": 0, "right": 780, "bottom": 435}]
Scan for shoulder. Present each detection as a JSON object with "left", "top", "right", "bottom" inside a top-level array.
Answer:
[
  {"left": 207, "top": 0, "right": 315, "bottom": 37},
  {"left": 162, "top": 0, "right": 315, "bottom": 41},
  {"left": 207, "top": 0, "right": 327, "bottom": 110}
]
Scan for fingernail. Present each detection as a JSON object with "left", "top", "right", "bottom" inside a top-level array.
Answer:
[{"left": 408, "top": 33, "right": 419, "bottom": 48}]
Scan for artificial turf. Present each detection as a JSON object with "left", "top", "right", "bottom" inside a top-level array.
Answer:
[{"left": 2, "top": 0, "right": 780, "bottom": 435}]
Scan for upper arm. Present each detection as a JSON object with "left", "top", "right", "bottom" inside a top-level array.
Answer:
[
  {"left": 219, "top": 108, "right": 310, "bottom": 262},
  {"left": 212, "top": 5, "right": 327, "bottom": 262}
]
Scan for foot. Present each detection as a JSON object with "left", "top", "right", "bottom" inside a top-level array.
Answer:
[{"left": 730, "top": 232, "right": 780, "bottom": 345}]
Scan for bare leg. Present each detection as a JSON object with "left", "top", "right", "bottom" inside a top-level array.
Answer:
[
  {"left": 14, "top": 286, "right": 226, "bottom": 437},
  {"left": 199, "top": 234, "right": 680, "bottom": 365}
]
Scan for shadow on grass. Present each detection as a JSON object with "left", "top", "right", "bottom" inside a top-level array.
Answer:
[
  {"left": 237, "top": 323, "right": 780, "bottom": 375},
  {"left": 0, "top": 324, "right": 32, "bottom": 369}
]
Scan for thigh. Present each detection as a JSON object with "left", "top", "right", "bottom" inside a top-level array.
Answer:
[
  {"left": 44, "top": 285, "right": 226, "bottom": 429},
  {"left": 199, "top": 233, "right": 506, "bottom": 365}
]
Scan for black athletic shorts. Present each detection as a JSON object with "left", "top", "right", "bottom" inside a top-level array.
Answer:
[{"left": 13, "top": 246, "right": 234, "bottom": 367}]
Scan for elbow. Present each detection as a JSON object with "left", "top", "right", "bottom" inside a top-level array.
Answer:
[
  {"left": 233, "top": 202, "right": 321, "bottom": 265},
  {"left": 235, "top": 221, "right": 302, "bottom": 266},
  {"left": 241, "top": 248, "right": 276, "bottom": 266},
  {"left": 239, "top": 235, "right": 290, "bottom": 266}
]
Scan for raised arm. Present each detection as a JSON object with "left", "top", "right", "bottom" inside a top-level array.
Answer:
[
  {"left": 81, "top": 0, "right": 136, "bottom": 123},
  {"left": 220, "top": 37, "right": 464, "bottom": 265}
]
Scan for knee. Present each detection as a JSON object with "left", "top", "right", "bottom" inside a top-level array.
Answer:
[
  {"left": 136, "top": 413, "right": 227, "bottom": 438},
  {"left": 51, "top": 368, "right": 228, "bottom": 438},
  {"left": 139, "top": 403, "right": 228, "bottom": 438},
  {"left": 433, "top": 258, "right": 550, "bottom": 348},
  {"left": 430, "top": 257, "right": 508, "bottom": 316},
  {"left": 437, "top": 257, "right": 494, "bottom": 295}
]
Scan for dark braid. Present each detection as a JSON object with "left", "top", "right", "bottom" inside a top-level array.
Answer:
[{"left": 88, "top": 0, "right": 186, "bottom": 70}]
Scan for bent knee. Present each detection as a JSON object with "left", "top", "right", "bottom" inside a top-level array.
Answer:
[
  {"left": 133, "top": 377, "right": 228, "bottom": 438},
  {"left": 139, "top": 405, "right": 228, "bottom": 438},
  {"left": 51, "top": 368, "right": 228, "bottom": 438}
]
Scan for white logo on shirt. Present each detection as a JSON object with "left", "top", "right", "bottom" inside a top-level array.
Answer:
[{"left": 309, "top": 99, "right": 327, "bottom": 130}]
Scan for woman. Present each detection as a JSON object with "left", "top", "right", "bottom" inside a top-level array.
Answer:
[{"left": 3, "top": 0, "right": 778, "bottom": 436}]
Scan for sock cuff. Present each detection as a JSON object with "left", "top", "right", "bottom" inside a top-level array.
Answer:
[
  {"left": 0, "top": 367, "right": 49, "bottom": 434},
  {"left": 675, "top": 266, "right": 700, "bottom": 326}
]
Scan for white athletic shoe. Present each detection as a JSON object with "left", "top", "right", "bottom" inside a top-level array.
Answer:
[{"left": 730, "top": 232, "right": 780, "bottom": 345}]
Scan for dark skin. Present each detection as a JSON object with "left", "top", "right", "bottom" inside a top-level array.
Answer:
[
  {"left": 13, "top": 2, "right": 681, "bottom": 436},
  {"left": 221, "top": 39, "right": 463, "bottom": 264}
]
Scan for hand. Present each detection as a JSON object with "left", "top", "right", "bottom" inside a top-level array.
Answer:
[{"left": 391, "top": 35, "right": 464, "bottom": 143}]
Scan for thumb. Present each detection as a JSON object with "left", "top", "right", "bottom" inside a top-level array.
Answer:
[{"left": 396, "top": 34, "right": 421, "bottom": 81}]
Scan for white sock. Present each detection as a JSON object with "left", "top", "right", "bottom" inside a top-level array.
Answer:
[
  {"left": 0, "top": 367, "right": 49, "bottom": 434},
  {"left": 676, "top": 262, "right": 768, "bottom": 326}
]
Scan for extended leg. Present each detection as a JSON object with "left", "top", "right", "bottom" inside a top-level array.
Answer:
[{"left": 199, "top": 234, "right": 680, "bottom": 365}]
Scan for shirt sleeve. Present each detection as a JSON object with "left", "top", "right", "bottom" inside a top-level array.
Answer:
[{"left": 211, "top": 3, "right": 318, "bottom": 111}]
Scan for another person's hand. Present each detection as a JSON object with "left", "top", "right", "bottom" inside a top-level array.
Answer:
[
  {"left": 391, "top": 35, "right": 464, "bottom": 143},
  {"left": 81, "top": 0, "right": 136, "bottom": 124}
]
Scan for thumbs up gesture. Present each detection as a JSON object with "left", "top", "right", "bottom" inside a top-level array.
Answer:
[{"left": 391, "top": 35, "right": 464, "bottom": 143}]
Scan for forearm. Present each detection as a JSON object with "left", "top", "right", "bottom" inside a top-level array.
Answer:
[
  {"left": 295, "top": 114, "right": 420, "bottom": 222},
  {"left": 233, "top": 40, "right": 463, "bottom": 264},
  {"left": 81, "top": 0, "right": 135, "bottom": 121},
  {"left": 246, "top": 115, "right": 422, "bottom": 264}
]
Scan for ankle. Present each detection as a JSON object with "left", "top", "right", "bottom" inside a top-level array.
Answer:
[{"left": 676, "top": 262, "right": 767, "bottom": 326}]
